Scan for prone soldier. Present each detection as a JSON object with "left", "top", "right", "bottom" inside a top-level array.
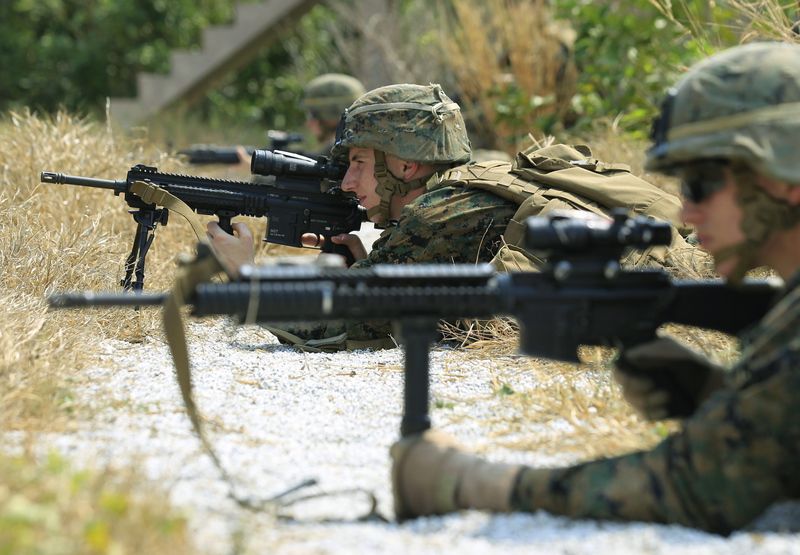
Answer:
[
  {"left": 211, "top": 83, "right": 691, "bottom": 350},
  {"left": 390, "top": 41, "right": 800, "bottom": 534}
]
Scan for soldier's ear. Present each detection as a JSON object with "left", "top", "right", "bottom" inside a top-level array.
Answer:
[
  {"left": 786, "top": 185, "right": 800, "bottom": 206},
  {"left": 755, "top": 174, "right": 800, "bottom": 205},
  {"left": 402, "top": 160, "right": 420, "bottom": 180}
]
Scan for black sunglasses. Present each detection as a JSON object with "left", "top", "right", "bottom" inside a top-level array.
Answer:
[{"left": 677, "top": 161, "right": 729, "bottom": 203}]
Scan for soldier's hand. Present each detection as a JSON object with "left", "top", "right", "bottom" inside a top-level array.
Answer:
[
  {"left": 614, "top": 335, "right": 726, "bottom": 420},
  {"left": 301, "top": 233, "right": 368, "bottom": 263},
  {"left": 330, "top": 233, "right": 367, "bottom": 261},
  {"left": 390, "top": 430, "right": 519, "bottom": 521},
  {"left": 390, "top": 430, "right": 461, "bottom": 520},
  {"left": 206, "top": 221, "right": 255, "bottom": 278},
  {"left": 235, "top": 145, "right": 252, "bottom": 173}
]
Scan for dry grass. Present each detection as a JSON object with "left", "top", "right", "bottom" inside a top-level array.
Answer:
[
  {"left": 0, "top": 111, "right": 199, "bottom": 552},
  {"left": 1, "top": 110, "right": 188, "bottom": 431},
  {"left": 437, "top": 317, "right": 741, "bottom": 463},
  {"left": 442, "top": 0, "right": 577, "bottom": 150},
  {"left": 489, "top": 360, "right": 675, "bottom": 460},
  {"left": 651, "top": 0, "right": 800, "bottom": 47},
  {"left": 0, "top": 111, "right": 280, "bottom": 428},
  {"left": 434, "top": 350, "right": 676, "bottom": 461},
  {"left": 437, "top": 318, "right": 740, "bottom": 461}
]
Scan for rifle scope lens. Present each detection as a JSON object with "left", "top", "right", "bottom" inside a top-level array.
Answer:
[{"left": 251, "top": 149, "right": 346, "bottom": 180}]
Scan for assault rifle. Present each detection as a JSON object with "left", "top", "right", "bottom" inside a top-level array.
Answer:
[
  {"left": 50, "top": 211, "right": 780, "bottom": 437},
  {"left": 178, "top": 130, "right": 305, "bottom": 165},
  {"left": 41, "top": 150, "right": 365, "bottom": 291}
]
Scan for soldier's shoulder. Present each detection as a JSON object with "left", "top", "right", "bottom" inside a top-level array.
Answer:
[{"left": 420, "top": 178, "right": 517, "bottom": 210}]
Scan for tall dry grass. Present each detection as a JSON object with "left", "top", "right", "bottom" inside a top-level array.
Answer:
[
  {"left": 0, "top": 110, "right": 198, "bottom": 552},
  {"left": 0, "top": 110, "right": 197, "bottom": 431},
  {"left": 651, "top": 0, "right": 800, "bottom": 46},
  {"left": 442, "top": 0, "right": 577, "bottom": 150}
]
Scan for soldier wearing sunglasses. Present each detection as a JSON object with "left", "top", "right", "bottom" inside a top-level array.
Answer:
[{"left": 391, "top": 41, "right": 800, "bottom": 534}]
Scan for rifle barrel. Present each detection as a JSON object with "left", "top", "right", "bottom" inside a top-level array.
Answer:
[
  {"left": 48, "top": 292, "right": 167, "bottom": 308},
  {"left": 40, "top": 171, "right": 123, "bottom": 191}
]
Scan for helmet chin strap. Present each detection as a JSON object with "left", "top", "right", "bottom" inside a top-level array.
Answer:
[
  {"left": 369, "top": 150, "right": 430, "bottom": 228},
  {"left": 714, "top": 170, "right": 800, "bottom": 284}
]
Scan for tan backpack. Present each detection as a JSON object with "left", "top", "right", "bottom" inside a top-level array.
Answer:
[{"left": 441, "top": 143, "right": 692, "bottom": 272}]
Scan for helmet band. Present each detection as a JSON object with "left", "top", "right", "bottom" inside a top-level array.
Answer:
[
  {"left": 668, "top": 101, "right": 800, "bottom": 141},
  {"left": 347, "top": 100, "right": 461, "bottom": 123}
]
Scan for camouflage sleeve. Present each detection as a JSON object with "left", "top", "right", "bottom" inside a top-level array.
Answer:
[
  {"left": 352, "top": 185, "right": 517, "bottom": 269},
  {"left": 262, "top": 320, "right": 347, "bottom": 349},
  {"left": 337, "top": 185, "right": 516, "bottom": 345},
  {"left": 269, "top": 185, "right": 516, "bottom": 348},
  {"left": 511, "top": 351, "right": 800, "bottom": 534}
]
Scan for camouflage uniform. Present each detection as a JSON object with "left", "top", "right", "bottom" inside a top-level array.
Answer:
[
  {"left": 269, "top": 83, "right": 500, "bottom": 350},
  {"left": 512, "top": 272, "right": 800, "bottom": 534},
  {"left": 274, "top": 83, "right": 688, "bottom": 351},
  {"left": 513, "top": 42, "right": 800, "bottom": 533},
  {"left": 390, "top": 42, "right": 800, "bottom": 532},
  {"left": 271, "top": 177, "right": 518, "bottom": 350},
  {"left": 273, "top": 157, "right": 686, "bottom": 350}
]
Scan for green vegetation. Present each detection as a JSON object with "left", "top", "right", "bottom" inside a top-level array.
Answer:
[
  {"left": 497, "top": 383, "right": 515, "bottom": 397},
  {"left": 554, "top": 0, "right": 708, "bottom": 136},
  {"left": 5, "top": 0, "right": 799, "bottom": 147},
  {"left": 0, "top": 452, "right": 190, "bottom": 554},
  {"left": 1, "top": 1, "right": 799, "bottom": 549},
  {"left": 0, "top": 0, "right": 234, "bottom": 113}
]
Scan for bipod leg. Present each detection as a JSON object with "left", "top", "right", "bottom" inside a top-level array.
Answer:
[
  {"left": 397, "top": 318, "right": 438, "bottom": 438},
  {"left": 120, "top": 209, "right": 166, "bottom": 291}
]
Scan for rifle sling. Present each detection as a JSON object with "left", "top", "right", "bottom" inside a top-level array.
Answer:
[
  {"left": 260, "top": 325, "right": 344, "bottom": 352},
  {"left": 130, "top": 180, "right": 208, "bottom": 240},
  {"left": 263, "top": 325, "right": 397, "bottom": 352},
  {"left": 162, "top": 245, "right": 386, "bottom": 520},
  {"left": 161, "top": 245, "right": 272, "bottom": 510},
  {"left": 130, "top": 179, "right": 388, "bottom": 518}
]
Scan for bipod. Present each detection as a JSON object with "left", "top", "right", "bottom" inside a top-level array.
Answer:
[{"left": 121, "top": 208, "right": 169, "bottom": 291}]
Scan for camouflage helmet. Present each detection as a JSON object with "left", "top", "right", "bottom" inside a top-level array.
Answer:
[
  {"left": 646, "top": 42, "right": 800, "bottom": 184},
  {"left": 331, "top": 83, "right": 472, "bottom": 164},
  {"left": 301, "top": 73, "right": 365, "bottom": 122}
]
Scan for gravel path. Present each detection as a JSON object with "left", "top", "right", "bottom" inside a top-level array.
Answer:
[{"left": 8, "top": 319, "right": 800, "bottom": 554}]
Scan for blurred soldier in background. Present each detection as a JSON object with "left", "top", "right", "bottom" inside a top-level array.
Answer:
[
  {"left": 391, "top": 41, "right": 800, "bottom": 534},
  {"left": 232, "top": 73, "right": 365, "bottom": 167},
  {"left": 300, "top": 73, "right": 365, "bottom": 155},
  {"left": 210, "top": 82, "right": 690, "bottom": 351}
]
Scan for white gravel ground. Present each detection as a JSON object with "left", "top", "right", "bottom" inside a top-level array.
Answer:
[{"left": 6, "top": 319, "right": 799, "bottom": 554}]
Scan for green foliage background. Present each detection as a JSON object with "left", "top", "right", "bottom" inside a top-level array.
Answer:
[
  {"left": 1, "top": 0, "right": 797, "bottom": 143},
  {"left": 552, "top": 0, "right": 755, "bottom": 136},
  {"left": 197, "top": 5, "right": 351, "bottom": 134},
  {"left": 0, "top": 0, "right": 234, "bottom": 113}
]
